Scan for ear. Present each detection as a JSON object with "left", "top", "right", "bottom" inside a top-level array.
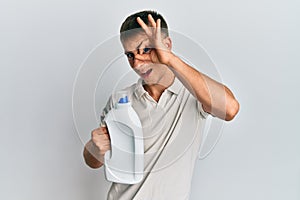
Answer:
[{"left": 163, "top": 37, "right": 172, "bottom": 50}]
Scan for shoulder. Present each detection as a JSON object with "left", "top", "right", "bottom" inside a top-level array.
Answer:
[{"left": 117, "top": 81, "right": 139, "bottom": 96}]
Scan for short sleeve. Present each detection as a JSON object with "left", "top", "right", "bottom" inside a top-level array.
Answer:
[{"left": 99, "top": 95, "right": 114, "bottom": 126}]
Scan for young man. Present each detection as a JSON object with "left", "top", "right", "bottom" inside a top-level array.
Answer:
[{"left": 84, "top": 10, "right": 239, "bottom": 200}]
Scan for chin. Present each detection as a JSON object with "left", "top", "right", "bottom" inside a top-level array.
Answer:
[{"left": 142, "top": 77, "right": 157, "bottom": 85}]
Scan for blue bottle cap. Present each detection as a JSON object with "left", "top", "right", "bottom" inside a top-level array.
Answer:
[{"left": 118, "top": 96, "right": 128, "bottom": 103}]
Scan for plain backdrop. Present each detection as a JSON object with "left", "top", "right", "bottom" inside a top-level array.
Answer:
[{"left": 1, "top": 0, "right": 299, "bottom": 200}]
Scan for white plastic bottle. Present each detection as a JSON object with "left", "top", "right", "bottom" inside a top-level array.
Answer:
[{"left": 103, "top": 91, "right": 144, "bottom": 184}]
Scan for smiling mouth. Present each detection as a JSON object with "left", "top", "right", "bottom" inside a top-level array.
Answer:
[{"left": 140, "top": 69, "right": 152, "bottom": 78}]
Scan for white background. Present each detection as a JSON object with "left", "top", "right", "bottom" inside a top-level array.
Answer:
[{"left": 1, "top": 0, "right": 299, "bottom": 200}]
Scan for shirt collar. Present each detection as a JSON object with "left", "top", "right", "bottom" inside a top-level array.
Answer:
[
  {"left": 134, "top": 77, "right": 182, "bottom": 100},
  {"left": 134, "top": 78, "right": 147, "bottom": 99},
  {"left": 167, "top": 77, "right": 182, "bottom": 95}
]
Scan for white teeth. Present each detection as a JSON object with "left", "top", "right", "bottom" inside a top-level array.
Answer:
[
  {"left": 141, "top": 70, "right": 149, "bottom": 74},
  {"left": 140, "top": 69, "right": 151, "bottom": 77}
]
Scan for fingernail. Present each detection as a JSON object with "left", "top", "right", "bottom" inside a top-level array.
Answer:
[{"left": 100, "top": 122, "right": 106, "bottom": 127}]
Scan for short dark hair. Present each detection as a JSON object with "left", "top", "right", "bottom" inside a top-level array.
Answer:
[{"left": 120, "top": 10, "right": 169, "bottom": 41}]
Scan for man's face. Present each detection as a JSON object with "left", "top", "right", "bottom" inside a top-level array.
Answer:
[{"left": 121, "top": 32, "right": 169, "bottom": 85}]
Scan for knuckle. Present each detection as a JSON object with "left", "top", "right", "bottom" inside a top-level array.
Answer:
[
  {"left": 91, "top": 134, "right": 98, "bottom": 142},
  {"left": 103, "top": 134, "right": 110, "bottom": 140},
  {"left": 94, "top": 141, "right": 101, "bottom": 148},
  {"left": 102, "top": 127, "right": 108, "bottom": 133},
  {"left": 91, "top": 129, "right": 98, "bottom": 136}
]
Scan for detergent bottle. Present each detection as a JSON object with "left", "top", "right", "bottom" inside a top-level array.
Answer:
[{"left": 103, "top": 91, "right": 144, "bottom": 184}]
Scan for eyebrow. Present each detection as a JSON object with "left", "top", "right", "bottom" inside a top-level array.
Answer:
[{"left": 124, "top": 38, "right": 148, "bottom": 54}]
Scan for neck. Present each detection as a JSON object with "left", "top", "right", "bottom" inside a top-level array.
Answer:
[{"left": 143, "top": 72, "right": 175, "bottom": 102}]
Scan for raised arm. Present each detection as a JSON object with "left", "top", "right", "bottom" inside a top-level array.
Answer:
[
  {"left": 168, "top": 55, "right": 240, "bottom": 121},
  {"left": 137, "top": 14, "right": 239, "bottom": 121}
]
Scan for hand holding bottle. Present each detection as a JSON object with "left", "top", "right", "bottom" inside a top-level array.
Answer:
[{"left": 83, "top": 125, "right": 111, "bottom": 168}]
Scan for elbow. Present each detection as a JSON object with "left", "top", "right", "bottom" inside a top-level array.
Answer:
[{"left": 225, "top": 99, "right": 240, "bottom": 121}]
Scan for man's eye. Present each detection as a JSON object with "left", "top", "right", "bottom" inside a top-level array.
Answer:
[
  {"left": 143, "top": 48, "right": 152, "bottom": 54},
  {"left": 125, "top": 52, "right": 134, "bottom": 60}
]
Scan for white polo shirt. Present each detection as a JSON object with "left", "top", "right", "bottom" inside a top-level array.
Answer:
[{"left": 101, "top": 77, "right": 208, "bottom": 200}]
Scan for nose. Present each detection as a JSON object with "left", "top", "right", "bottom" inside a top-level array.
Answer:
[{"left": 132, "top": 54, "right": 145, "bottom": 69}]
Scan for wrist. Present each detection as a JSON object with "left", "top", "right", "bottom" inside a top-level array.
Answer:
[{"left": 166, "top": 52, "right": 179, "bottom": 68}]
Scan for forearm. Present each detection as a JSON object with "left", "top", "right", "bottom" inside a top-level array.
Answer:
[
  {"left": 83, "top": 140, "right": 103, "bottom": 169},
  {"left": 168, "top": 54, "right": 239, "bottom": 121}
]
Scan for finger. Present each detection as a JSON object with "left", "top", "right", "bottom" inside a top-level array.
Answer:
[
  {"left": 102, "top": 134, "right": 110, "bottom": 141},
  {"left": 96, "top": 131, "right": 107, "bottom": 136},
  {"left": 102, "top": 143, "right": 111, "bottom": 150},
  {"left": 100, "top": 145, "right": 111, "bottom": 155},
  {"left": 91, "top": 131, "right": 106, "bottom": 140},
  {"left": 156, "top": 19, "right": 162, "bottom": 40},
  {"left": 101, "top": 126, "right": 108, "bottom": 133},
  {"left": 101, "top": 128, "right": 110, "bottom": 140},
  {"left": 95, "top": 139, "right": 110, "bottom": 147},
  {"left": 95, "top": 126, "right": 108, "bottom": 134},
  {"left": 91, "top": 129, "right": 100, "bottom": 137},
  {"left": 139, "top": 38, "right": 155, "bottom": 51},
  {"left": 100, "top": 144, "right": 110, "bottom": 151},
  {"left": 148, "top": 14, "right": 156, "bottom": 27},
  {"left": 137, "top": 17, "right": 151, "bottom": 36}
]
